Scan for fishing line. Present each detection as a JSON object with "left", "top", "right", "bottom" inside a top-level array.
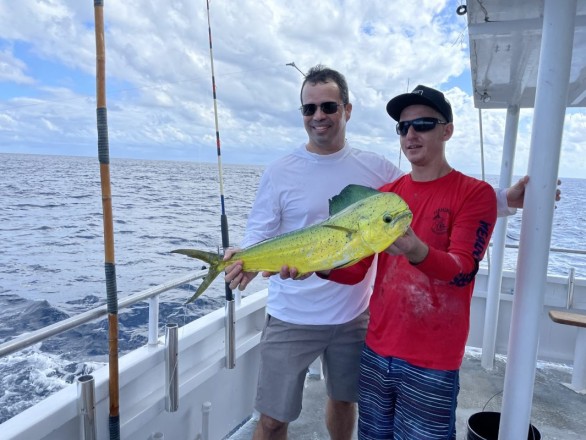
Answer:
[
  {"left": 93, "top": 1, "right": 121, "bottom": 438},
  {"left": 397, "top": 79, "right": 410, "bottom": 170},
  {"left": 478, "top": 107, "right": 491, "bottom": 269}
]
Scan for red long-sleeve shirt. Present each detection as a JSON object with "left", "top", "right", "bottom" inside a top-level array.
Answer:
[{"left": 328, "top": 170, "right": 496, "bottom": 370}]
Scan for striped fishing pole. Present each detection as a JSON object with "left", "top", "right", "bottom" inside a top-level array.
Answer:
[
  {"left": 93, "top": 1, "right": 121, "bottom": 437},
  {"left": 206, "top": 0, "right": 236, "bottom": 369}
]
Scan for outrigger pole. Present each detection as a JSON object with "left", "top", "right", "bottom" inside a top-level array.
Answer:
[
  {"left": 93, "top": 1, "right": 121, "bottom": 438},
  {"left": 205, "top": 0, "right": 236, "bottom": 369}
]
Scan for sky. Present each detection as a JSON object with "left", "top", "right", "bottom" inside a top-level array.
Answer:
[{"left": 0, "top": 0, "right": 585, "bottom": 178}]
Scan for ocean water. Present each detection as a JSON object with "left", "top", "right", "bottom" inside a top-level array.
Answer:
[
  {"left": 0, "top": 153, "right": 269, "bottom": 424},
  {"left": 0, "top": 152, "right": 585, "bottom": 424}
]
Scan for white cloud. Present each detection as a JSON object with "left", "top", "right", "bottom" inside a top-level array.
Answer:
[
  {"left": 0, "top": 49, "right": 34, "bottom": 84},
  {"left": 0, "top": 0, "right": 584, "bottom": 178}
]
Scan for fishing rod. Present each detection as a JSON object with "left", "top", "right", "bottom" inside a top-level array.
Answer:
[
  {"left": 93, "top": 1, "right": 121, "bottom": 438},
  {"left": 206, "top": 0, "right": 235, "bottom": 369}
]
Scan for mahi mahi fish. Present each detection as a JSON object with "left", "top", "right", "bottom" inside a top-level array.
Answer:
[{"left": 172, "top": 184, "right": 412, "bottom": 303}]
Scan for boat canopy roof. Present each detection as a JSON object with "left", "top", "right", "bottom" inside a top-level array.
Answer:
[{"left": 466, "top": 0, "right": 586, "bottom": 109}]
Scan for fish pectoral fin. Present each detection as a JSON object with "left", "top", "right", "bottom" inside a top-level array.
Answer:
[{"left": 321, "top": 225, "right": 356, "bottom": 234}]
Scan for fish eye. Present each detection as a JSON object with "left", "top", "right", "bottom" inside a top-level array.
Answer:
[{"left": 383, "top": 214, "right": 392, "bottom": 223}]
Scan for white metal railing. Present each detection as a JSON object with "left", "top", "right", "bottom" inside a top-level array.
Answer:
[
  {"left": 499, "top": 243, "right": 586, "bottom": 255},
  {"left": 0, "top": 269, "right": 207, "bottom": 358}
]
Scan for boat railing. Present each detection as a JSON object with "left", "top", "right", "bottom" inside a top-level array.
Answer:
[
  {"left": 0, "top": 269, "right": 208, "bottom": 358},
  {"left": 483, "top": 242, "right": 585, "bottom": 307},
  {"left": 498, "top": 243, "right": 586, "bottom": 255}
]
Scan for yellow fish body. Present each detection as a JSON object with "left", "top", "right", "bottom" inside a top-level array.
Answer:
[{"left": 173, "top": 184, "right": 412, "bottom": 303}]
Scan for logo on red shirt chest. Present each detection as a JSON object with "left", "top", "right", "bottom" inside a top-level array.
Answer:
[{"left": 432, "top": 208, "right": 451, "bottom": 234}]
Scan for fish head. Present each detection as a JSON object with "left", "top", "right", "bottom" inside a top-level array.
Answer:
[{"left": 357, "top": 193, "right": 412, "bottom": 252}]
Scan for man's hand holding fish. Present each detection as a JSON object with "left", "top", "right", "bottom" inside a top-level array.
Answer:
[
  {"left": 223, "top": 250, "right": 257, "bottom": 291},
  {"left": 383, "top": 227, "right": 429, "bottom": 264}
]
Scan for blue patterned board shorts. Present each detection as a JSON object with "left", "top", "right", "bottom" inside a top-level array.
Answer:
[{"left": 358, "top": 345, "right": 460, "bottom": 440}]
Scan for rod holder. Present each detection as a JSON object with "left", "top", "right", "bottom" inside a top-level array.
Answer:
[
  {"left": 225, "top": 299, "right": 236, "bottom": 369},
  {"left": 165, "top": 323, "right": 179, "bottom": 412},
  {"left": 77, "top": 375, "right": 97, "bottom": 440}
]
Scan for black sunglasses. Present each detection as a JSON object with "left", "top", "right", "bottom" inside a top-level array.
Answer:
[
  {"left": 300, "top": 102, "right": 343, "bottom": 116},
  {"left": 396, "top": 117, "right": 448, "bottom": 136}
]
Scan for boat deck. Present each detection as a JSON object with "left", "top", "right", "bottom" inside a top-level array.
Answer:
[{"left": 229, "top": 348, "right": 585, "bottom": 439}]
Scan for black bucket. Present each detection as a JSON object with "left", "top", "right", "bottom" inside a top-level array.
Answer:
[{"left": 467, "top": 412, "right": 541, "bottom": 440}]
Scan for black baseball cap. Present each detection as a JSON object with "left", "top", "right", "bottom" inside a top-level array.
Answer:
[{"left": 386, "top": 85, "right": 453, "bottom": 123}]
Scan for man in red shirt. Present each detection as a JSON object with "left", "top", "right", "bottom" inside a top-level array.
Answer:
[{"left": 327, "top": 85, "right": 496, "bottom": 439}]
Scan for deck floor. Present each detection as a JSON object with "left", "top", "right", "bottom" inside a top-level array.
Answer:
[{"left": 229, "top": 348, "right": 585, "bottom": 439}]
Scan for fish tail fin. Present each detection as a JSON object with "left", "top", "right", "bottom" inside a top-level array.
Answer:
[{"left": 171, "top": 249, "right": 224, "bottom": 303}]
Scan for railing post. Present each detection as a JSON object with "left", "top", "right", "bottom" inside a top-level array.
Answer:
[
  {"left": 77, "top": 375, "right": 97, "bottom": 440},
  {"left": 148, "top": 295, "right": 160, "bottom": 345},
  {"left": 201, "top": 402, "right": 212, "bottom": 440},
  {"left": 567, "top": 267, "right": 576, "bottom": 309},
  {"left": 165, "top": 323, "right": 179, "bottom": 412}
]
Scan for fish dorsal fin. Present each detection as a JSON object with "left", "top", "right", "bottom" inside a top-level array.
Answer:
[{"left": 329, "top": 184, "right": 381, "bottom": 216}]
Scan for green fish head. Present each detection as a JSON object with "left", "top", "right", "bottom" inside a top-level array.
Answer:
[{"left": 358, "top": 193, "right": 413, "bottom": 252}]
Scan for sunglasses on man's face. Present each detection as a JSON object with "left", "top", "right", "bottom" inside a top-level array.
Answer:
[
  {"left": 300, "top": 102, "right": 343, "bottom": 116},
  {"left": 396, "top": 117, "right": 448, "bottom": 136}
]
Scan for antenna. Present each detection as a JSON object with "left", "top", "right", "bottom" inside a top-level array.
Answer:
[{"left": 286, "top": 61, "right": 305, "bottom": 76}]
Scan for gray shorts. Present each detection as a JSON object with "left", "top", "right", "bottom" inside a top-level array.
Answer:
[{"left": 254, "top": 310, "right": 369, "bottom": 422}]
